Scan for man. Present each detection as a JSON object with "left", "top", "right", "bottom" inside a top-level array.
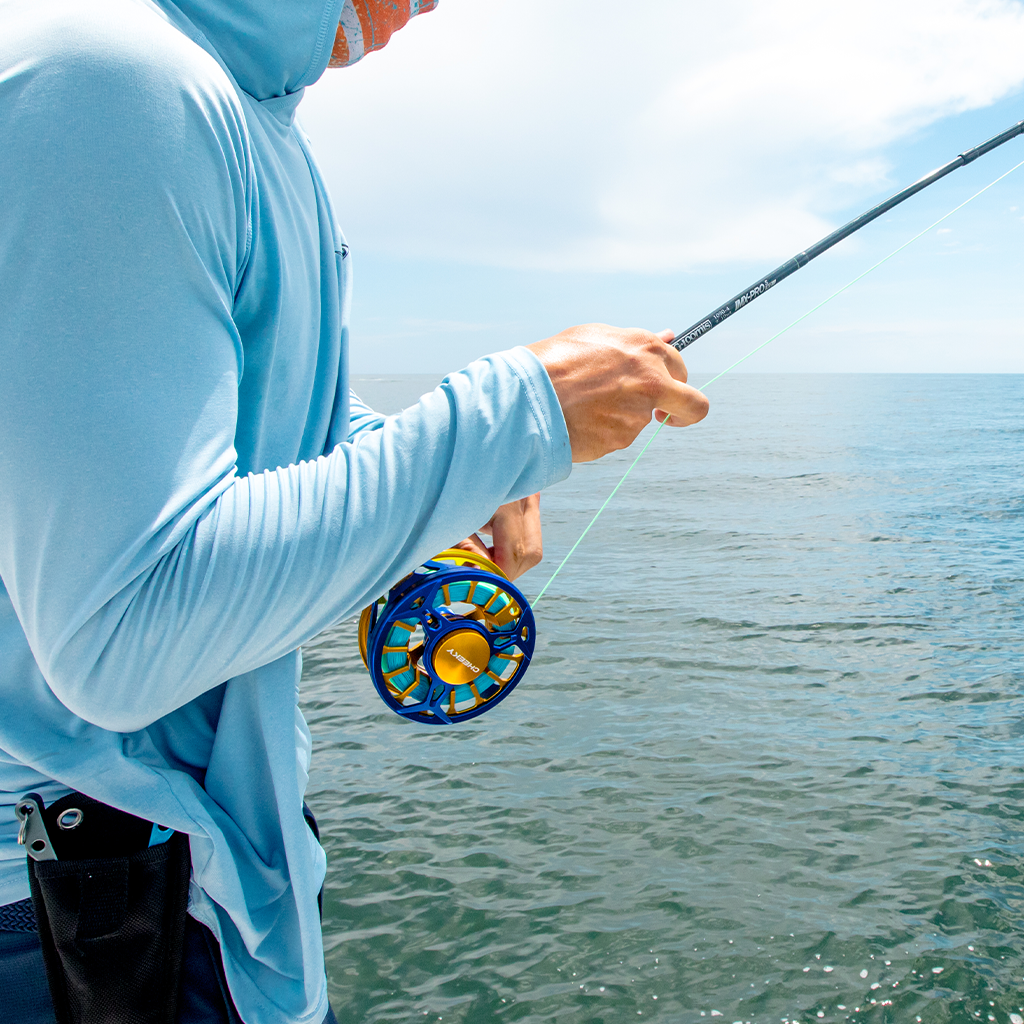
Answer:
[{"left": 0, "top": 0, "right": 708, "bottom": 1021}]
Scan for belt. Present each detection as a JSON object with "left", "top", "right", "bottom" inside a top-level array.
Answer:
[{"left": 0, "top": 897, "right": 36, "bottom": 933}]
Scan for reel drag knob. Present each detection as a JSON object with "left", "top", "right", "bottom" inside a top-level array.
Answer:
[
  {"left": 431, "top": 629, "right": 492, "bottom": 687},
  {"left": 358, "top": 549, "right": 536, "bottom": 725}
]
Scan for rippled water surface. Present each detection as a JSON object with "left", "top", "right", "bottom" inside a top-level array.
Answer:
[{"left": 301, "top": 374, "right": 1024, "bottom": 1024}]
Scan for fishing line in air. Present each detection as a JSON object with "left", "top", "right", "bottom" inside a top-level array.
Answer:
[
  {"left": 532, "top": 154, "right": 1024, "bottom": 606},
  {"left": 357, "top": 125, "right": 1023, "bottom": 724},
  {"left": 357, "top": 123, "right": 1023, "bottom": 725}
]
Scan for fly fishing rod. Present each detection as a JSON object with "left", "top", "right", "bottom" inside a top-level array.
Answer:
[
  {"left": 673, "top": 117, "right": 1024, "bottom": 350},
  {"left": 360, "top": 118, "right": 1024, "bottom": 727}
]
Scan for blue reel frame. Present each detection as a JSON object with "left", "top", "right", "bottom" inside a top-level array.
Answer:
[{"left": 360, "top": 552, "right": 536, "bottom": 725}]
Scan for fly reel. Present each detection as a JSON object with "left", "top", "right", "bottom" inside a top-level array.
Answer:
[{"left": 358, "top": 549, "right": 536, "bottom": 725}]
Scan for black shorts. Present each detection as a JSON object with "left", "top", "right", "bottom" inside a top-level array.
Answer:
[{"left": 0, "top": 904, "right": 338, "bottom": 1024}]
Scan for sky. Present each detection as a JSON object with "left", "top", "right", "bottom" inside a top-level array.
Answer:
[{"left": 300, "top": 0, "right": 1024, "bottom": 376}]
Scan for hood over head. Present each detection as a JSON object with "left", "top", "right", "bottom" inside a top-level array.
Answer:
[{"left": 166, "top": 0, "right": 437, "bottom": 101}]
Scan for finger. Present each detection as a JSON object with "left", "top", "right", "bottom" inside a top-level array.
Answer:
[
  {"left": 452, "top": 534, "right": 493, "bottom": 561},
  {"left": 653, "top": 332, "right": 690, "bottom": 385},
  {"left": 652, "top": 379, "right": 709, "bottom": 427},
  {"left": 490, "top": 495, "right": 543, "bottom": 581},
  {"left": 489, "top": 503, "right": 528, "bottom": 580}
]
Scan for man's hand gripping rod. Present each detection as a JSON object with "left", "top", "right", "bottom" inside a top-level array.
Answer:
[{"left": 673, "top": 118, "right": 1024, "bottom": 351}]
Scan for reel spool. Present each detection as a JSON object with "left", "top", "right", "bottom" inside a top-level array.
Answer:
[{"left": 359, "top": 549, "right": 536, "bottom": 725}]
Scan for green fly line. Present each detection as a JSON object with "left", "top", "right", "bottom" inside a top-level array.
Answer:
[{"left": 532, "top": 154, "right": 1024, "bottom": 605}]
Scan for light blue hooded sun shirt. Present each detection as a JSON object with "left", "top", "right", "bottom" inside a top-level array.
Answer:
[{"left": 0, "top": 0, "right": 571, "bottom": 1020}]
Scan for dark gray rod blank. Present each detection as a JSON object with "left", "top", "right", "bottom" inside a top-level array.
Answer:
[{"left": 673, "top": 118, "right": 1024, "bottom": 351}]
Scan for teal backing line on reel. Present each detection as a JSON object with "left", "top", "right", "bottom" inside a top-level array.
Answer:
[{"left": 361, "top": 120, "right": 1024, "bottom": 725}]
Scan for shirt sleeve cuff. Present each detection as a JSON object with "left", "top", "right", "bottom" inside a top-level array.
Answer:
[{"left": 502, "top": 345, "right": 572, "bottom": 488}]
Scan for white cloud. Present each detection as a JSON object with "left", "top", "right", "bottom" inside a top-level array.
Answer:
[{"left": 300, "top": 0, "right": 1024, "bottom": 272}]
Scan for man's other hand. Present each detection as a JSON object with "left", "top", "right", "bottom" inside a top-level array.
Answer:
[
  {"left": 529, "top": 324, "right": 710, "bottom": 463},
  {"left": 454, "top": 494, "right": 542, "bottom": 582}
]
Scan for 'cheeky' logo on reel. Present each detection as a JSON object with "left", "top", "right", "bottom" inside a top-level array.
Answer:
[{"left": 447, "top": 649, "right": 481, "bottom": 674}]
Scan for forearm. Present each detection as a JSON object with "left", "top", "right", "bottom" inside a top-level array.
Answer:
[{"left": 39, "top": 350, "right": 569, "bottom": 732}]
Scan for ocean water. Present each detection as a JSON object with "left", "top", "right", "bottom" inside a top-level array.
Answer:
[{"left": 301, "top": 373, "right": 1024, "bottom": 1024}]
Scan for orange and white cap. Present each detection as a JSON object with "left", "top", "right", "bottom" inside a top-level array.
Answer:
[{"left": 330, "top": 0, "right": 440, "bottom": 67}]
